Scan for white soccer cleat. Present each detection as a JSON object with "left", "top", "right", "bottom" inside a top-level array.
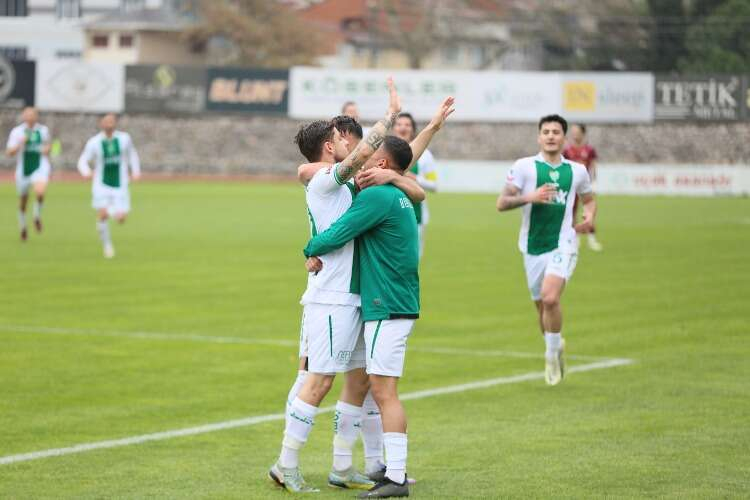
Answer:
[
  {"left": 103, "top": 243, "right": 115, "bottom": 259},
  {"left": 588, "top": 235, "right": 603, "bottom": 252}
]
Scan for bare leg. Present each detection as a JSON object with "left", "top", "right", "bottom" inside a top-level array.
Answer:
[
  {"left": 18, "top": 193, "right": 29, "bottom": 240},
  {"left": 370, "top": 375, "right": 407, "bottom": 484},
  {"left": 540, "top": 275, "right": 565, "bottom": 333}
]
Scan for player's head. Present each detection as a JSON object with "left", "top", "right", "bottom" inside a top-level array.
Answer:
[
  {"left": 22, "top": 107, "right": 38, "bottom": 127},
  {"left": 393, "top": 112, "right": 417, "bottom": 141},
  {"left": 366, "top": 136, "right": 413, "bottom": 173},
  {"left": 341, "top": 101, "right": 359, "bottom": 121},
  {"left": 537, "top": 114, "right": 567, "bottom": 155},
  {"left": 331, "top": 115, "right": 362, "bottom": 154},
  {"left": 570, "top": 123, "right": 586, "bottom": 144},
  {"left": 294, "top": 120, "right": 348, "bottom": 163},
  {"left": 100, "top": 113, "right": 118, "bottom": 135}
]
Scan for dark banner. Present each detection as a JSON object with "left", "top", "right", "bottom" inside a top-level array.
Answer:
[
  {"left": 206, "top": 68, "right": 288, "bottom": 113},
  {"left": 743, "top": 76, "right": 750, "bottom": 121},
  {"left": 0, "top": 57, "right": 34, "bottom": 108},
  {"left": 125, "top": 64, "right": 206, "bottom": 113},
  {"left": 655, "top": 74, "right": 743, "bottom": 121}
]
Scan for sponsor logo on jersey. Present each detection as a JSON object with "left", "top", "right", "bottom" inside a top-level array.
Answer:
[{"left": 399, "top": 197, "right": 413, "bottom": 209}]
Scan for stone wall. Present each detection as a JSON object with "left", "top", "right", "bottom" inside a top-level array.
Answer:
[{"left": 2, "top": 109, "right": 748, "bottom": 174}]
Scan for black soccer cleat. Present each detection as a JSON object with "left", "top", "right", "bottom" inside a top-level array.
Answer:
[{"left": 358, "top": 476, "right": 409, "bottom": 498}]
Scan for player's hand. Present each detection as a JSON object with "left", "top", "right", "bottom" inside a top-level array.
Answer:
[
  {"left": 82, "top": 171, "right": 92, "bottom": 179},
  {"left": 356, "top": 168, "right": 398, "bottom": 189},
  {"left": 429, "top": 96, "right": 455, "bottom": 131},
  {"left": 305, "top": 256, "right": 323, "bottom": 273},
  {"left": 574, "top": 217, "right": 595, "bottom": 234},
  {"left": 132, "top": 172, "right": 141, "bottom": 181},
  {"left": 527, "top": 184, "right": 557, "bottom": 204},
  {"left": 386, "top": 77, "right": 401, "bottom": 117}
]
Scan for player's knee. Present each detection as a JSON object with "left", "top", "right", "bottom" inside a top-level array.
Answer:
[
  {"left": 369, "top": 379, "right": 397, "bottom": 405},
  {"left": 541, "top": 292, "right": 560, "bottom": 309}
]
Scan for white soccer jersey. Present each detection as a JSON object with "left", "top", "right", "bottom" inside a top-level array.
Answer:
[
  {"left": 77, "top": 131, "right": 140, "bottom": 192},
  {"left": 507, "top": 153, "right": 592, "bottom": 255},
  {"left": 300, "top": 164, "right": 361, "bottom": 307},
  {"left": 411, "top": 148, "right": 438, "bottom": 225},
  {"left": 6, "top": 124, "right": 51, "bottom": 177}
]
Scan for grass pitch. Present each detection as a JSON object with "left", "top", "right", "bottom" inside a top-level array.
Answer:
[{"left": 0, "top": 181, "right": 748, "bottom": 498}]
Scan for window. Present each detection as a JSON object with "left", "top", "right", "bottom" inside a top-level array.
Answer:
[
  {"left": 119, "top": 34, "right": 134, "bottom": 48},
  {"left": 56, "top": 0, "right": 81, "bottom": 18},
  {"left": 92, "top": 35, "right": 109, "bottom": 48},
  {"left": 0, "top": 0, "right": 28, "bottom": 16},
  {"left": 55, "top": 49, "right": 82, "bottom": 59},
  {"left": 441, "top": 45, "right": 460, "bottom": 65},
  {"left": 0, "top": 46, "right": 27, "bottom": 60}
]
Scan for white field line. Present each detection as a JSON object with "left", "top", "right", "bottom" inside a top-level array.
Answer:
[
  {"left": 0, "top": 357, "right": 633, "bottom": 466},
  {"left": 0, "top": 324, "right": 612, "bottom": 361}
]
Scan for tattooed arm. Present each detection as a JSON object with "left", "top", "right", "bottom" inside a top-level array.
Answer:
[
  {"left": 333, "top": 77, "right": 401, "bottom": 184},
  {"left": 496, "top": 183, "right": 556, "bottom": 211}
]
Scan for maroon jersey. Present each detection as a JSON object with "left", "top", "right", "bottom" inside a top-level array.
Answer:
[{"left": 564, "top": 144, "right": 597, "bottom": 170}]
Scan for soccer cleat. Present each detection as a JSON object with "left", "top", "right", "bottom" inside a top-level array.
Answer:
[
  {"left": 367, "top": 465, "right": 416, "bottom": 485},
  {"left": 103, "top": 243, "right": 115, "bottom": 259},
  {"left": 328, "top": 467, "right": 375, "bottom": 490},
  {"left": 268, "top": 462, "right": 319, "bottom": 493},
  {"left": 34, "top": 218, "right": 42, "bottom": 233},
  {"left": 588, "top": 235, "right": 603, "bottom": 252},
  {"left": 358, "top": 476, "right": 409, "bottom": 498},
  {"left": 545, "top": 352, "right": 562, "bottom": 386},
  {"left": 20, "top": 228, "right": 28, "bottom": 242}
]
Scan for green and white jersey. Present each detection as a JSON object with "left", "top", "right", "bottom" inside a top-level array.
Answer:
[
  {"left": 408, "top": 148, "right": 438, "bottom": 225},
  {"left": 77, "top": 131, "right": 140, "bottom": 191},
  {"left": 6, "top": 124, "right": 51, "bottom": 177},
  {"left": 507, "top": 153, "right": 592, "bottom": 255},
  {"left": 304, "top": 183, "right": 419, "bottom": 322},
  {"left": 301, "top": 164, "right": 361, "bottom": 308}
]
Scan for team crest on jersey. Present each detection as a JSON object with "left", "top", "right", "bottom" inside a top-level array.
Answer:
[{"left": 549, "top": 170, "right": 560, "bottom": 182}]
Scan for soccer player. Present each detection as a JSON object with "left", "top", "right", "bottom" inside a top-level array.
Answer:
[
  {"left": 564, "top": 123, "right": 602, "bottom": 251},
  {"left": 5, "top": 107, "right": 51, "bottom": 241},
  {"left": 302, "top": 97, "right": 455, "bottom": 499},
  {"left": 77, "top": 114, "right": 140, "bottom": 259},
  {"left": 271, "top": 78, "right": 410, "bottom": 493},
  {"left": 393, "top": 112, "right": 439, "bottom": 258},
  {"left": 496, "top": 114, "right": 597, "bottom": 386},
  {"left": 342, "top": 100, "right": 370, "bottom": 136}
]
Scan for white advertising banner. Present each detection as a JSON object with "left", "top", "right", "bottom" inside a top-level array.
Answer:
[
  {"left": 436, "top": 161, "right": 750, "bottom": 196},
  {"left": 36, "top": 60, "right": 124, "bottom": 112},
  {"left": 289, "top": 67, "right": 560, "bottom": 122},
  {"left": 561, "top": 72, "right": 654, "bottom": 123}
]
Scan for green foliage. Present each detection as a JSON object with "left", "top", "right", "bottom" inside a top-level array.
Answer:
[{"left": 679, "top": 0, "right": 750, "bottom": 72}]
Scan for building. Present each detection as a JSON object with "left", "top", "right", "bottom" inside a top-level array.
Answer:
[{"left": 0, "top": 0, "right": 202, "bottom": 64}]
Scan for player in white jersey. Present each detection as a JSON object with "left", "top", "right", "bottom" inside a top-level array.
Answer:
[
  {"left": 393, "top": 112, "right": 438, "bottom": 258},
  {"left": 497, "top": 114, "right": 597, "bottom": 386},
  {"left": 77, "top": 114, "right": 141, "bottom": 259},
  {"left": 5, "top": 107, "right": 51, "bottom": 241}
]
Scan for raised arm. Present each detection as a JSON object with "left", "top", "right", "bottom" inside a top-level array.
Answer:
[
  {"left": 408, "top": 96, "right": 454, "bottom": 171},
  {"left": 304, "top": 189, "right": 389, "bottom": 257},
  {"left": 333, "top": 78, "right": 401, "bottom": 184}
]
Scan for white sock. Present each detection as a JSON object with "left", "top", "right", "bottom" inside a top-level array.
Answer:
[
  {"left": 285, "top": 370, "right": 307, "bottom": 427},
  {"left": 545, "top": 332, "right": 561, "bottom": 358},
  {"left": 279, "top": 397, "right": 317, "bottom": 468},
  {"left": 332, "top": 401, "right": 362, "bottom": 472},
  {"left": 33, "top": 199, "right": 43, "bottom": 220},
  {"left": 97, "top": 220, "right": 111, "bottom": 247},
  {"left": 17, "top": 210, "right": 27, "bottom": 230},
  {"left": 383, "top": 432, "right": 407, "bottom": 484},
  {"left": 361, "top": 390, "right": 385, "bottom": 473}
]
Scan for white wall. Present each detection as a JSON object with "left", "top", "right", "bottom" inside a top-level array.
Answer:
[{"left": 0, "top": 17, "right": 84, "bottom": 59}]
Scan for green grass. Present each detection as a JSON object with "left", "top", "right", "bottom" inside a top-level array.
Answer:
[{"left": 0, "top": 182, "right": 748, "bottom": 499}]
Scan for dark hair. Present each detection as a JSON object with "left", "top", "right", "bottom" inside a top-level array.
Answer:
[
  {"left": 396, "top": 112, "right": 417, "bottom": 140},
  {"left": 383, "top": 136, "right": 413, "bottom": 171},
  {"left": 331, "top": 115, "right": 363, "bottom": 140},
  {"left": 294, "top": 120, "right": 335, "bottom": 162},
  {"left": 341, "top": 101, "right": 356, "bottom": 113},
  {"left": 572, "top": 123, "right": 587, "bottom": 134},
  {"left": 538, "top": 114, "right": 568, "bottom": 134}
]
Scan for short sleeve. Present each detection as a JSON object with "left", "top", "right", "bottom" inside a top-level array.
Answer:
[
  {"left": 577, "top": 166, "right": 593, "bottom": 195},
  {"left": 506, "top": 159, "right": 526, "bottom": 190},
  {"left": 6, "top": 127, "right": 21, "bottom": 150},
  {"left": 307, "top": 163, "right": 343, "bottom": 195},
  {"left": 40, "top": 126, "right": 51, "bottom": 143},
  {"left": 589, "top": 146, "right": 598, "bottom": 160}
]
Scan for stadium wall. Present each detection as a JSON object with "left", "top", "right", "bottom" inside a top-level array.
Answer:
[{"left": 2, "top": 110, "right": 750, "bottom": 179}]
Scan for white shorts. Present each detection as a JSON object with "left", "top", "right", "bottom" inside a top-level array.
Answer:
[
  {"left": 523, "top": 250, "right": 578, "bottom": 301},
  {"left": 16, "top": 164, "right": 50, "bottom": 195},
  {"left": 93, "top": 187, "right": 130, "bottom": 216},
  {"left": 364, "top": 319, "right": 415, "bottom": 377},
  {"left": 302, "top": 303, "right": 366, "bottom": 374}
]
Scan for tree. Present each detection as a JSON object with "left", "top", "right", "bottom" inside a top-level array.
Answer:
[
  {"left": 678, "top": 0, "right": 750, "bottom": 72},
  {"left": 186, "top": 0, "right": 320, "bottom": 68}
]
